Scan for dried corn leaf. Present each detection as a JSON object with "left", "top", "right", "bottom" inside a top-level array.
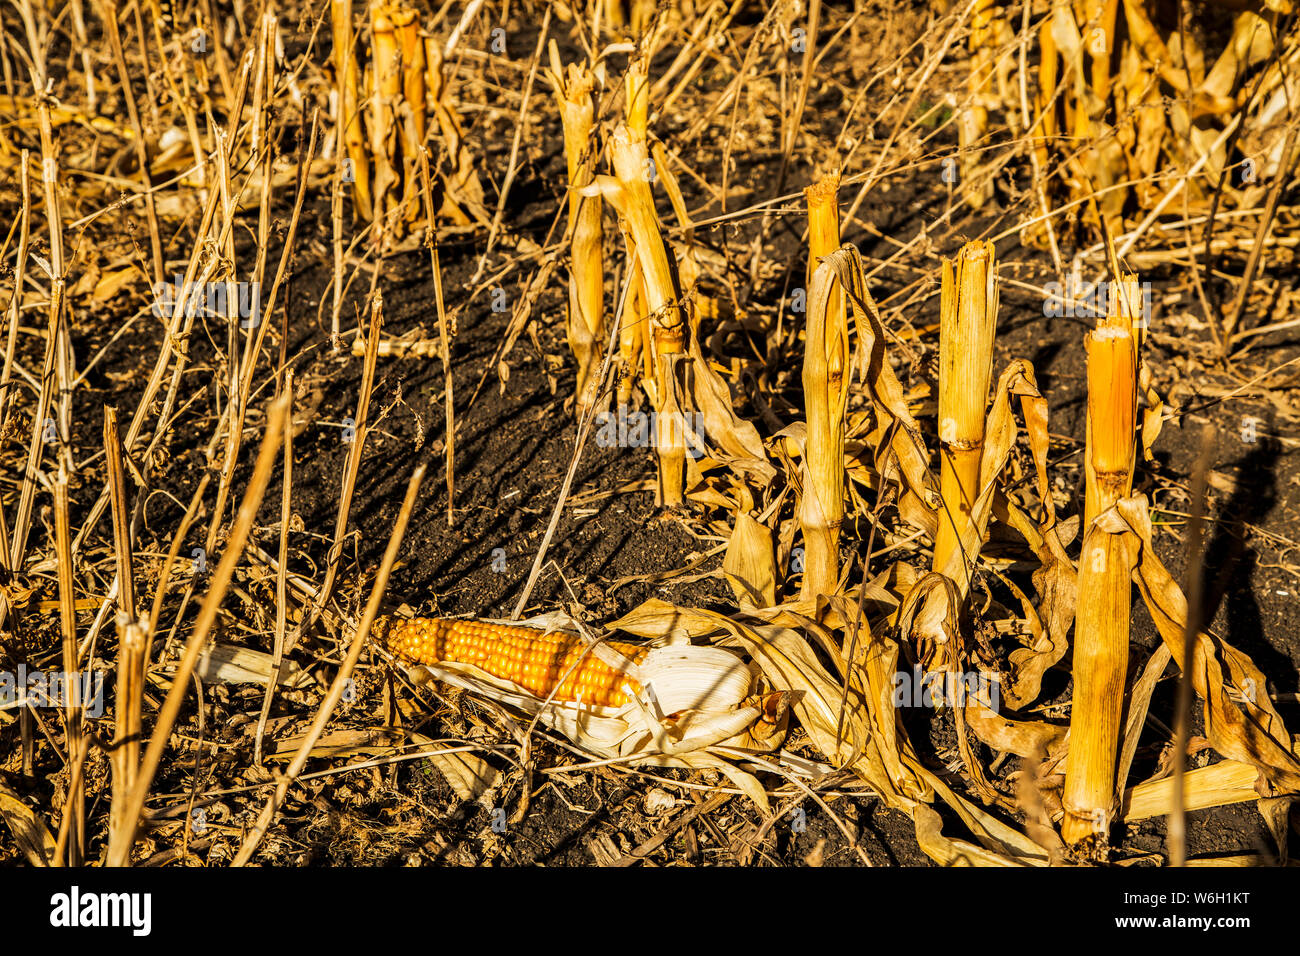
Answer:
[
  {"left": 992, "top": 496, "right": 1076, "bottom": 708},
  {"left": 0, "top": 783, "right": 55, "bottom": 866},
  {"left": 913, "top": 805, "right": 1030, "bottom": 867},
  {"left": 608, "top": 598, "right": 726, "bottom": 640},
  {"left": 822, "top": 247, "right": 939, "bottom": 535},
  {"left": 1201, "top": 12, "right": 1274, "bottom": 102},
  {"left": 914, "top": 765, "right": 1051, "bottom": 865},
  {"left": 196, "top": 643, "right": 310, "bottom": 687},
  {"left": 700, "top": 609, "right": 929, "bottom": 810},
  {"left": 965, "top": 698, "right": 1066, "bottom": 759},
  {"left": 409, "top": 737, "right": 501, "bottom": 803},
  {"left": 686, "top": 335, "right": 774, "bottom": 481},
  {"left": 1120, "top": 760, "right": 1261, "bottom": 821},
  {"left": 1105, "top": 496, "right": 1300, "bottom": 794},
  {"left": 723, "top": 512, "right": 776, "bottom": 609}
]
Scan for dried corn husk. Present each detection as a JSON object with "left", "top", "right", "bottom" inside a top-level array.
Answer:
[
  {"left": 393, "top": 613, "right": 775, "bottom": 806},
  {"left": 547, "top": 44, "right": 605, "bottom": 415}
]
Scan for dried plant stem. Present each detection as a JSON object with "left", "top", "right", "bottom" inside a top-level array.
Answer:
[
  {"left": 417, "top": 148, "right": 457, "bottom": 524},
  {"left": 53, "top": 462, "right": 82, "bottom": 865},
  {"left": 104, "top": 406, "right": 144, "bottom": 860},
  {"left": 332, "top": 0, "right": 371, "bottom": 220},
  {"left": 800, "top": 174, "right": 846, "bottom": 601},
  {"left": 602, "top": 123, "right": 687, "bottom": 505},
  {"left": 549, "top": 44, "right": 605, "bottom": 415},
  {"left": 393, "top": 6, "right": 426, "bottom": 225},
  {"left": 233, "top": 463, "right": 426, "bottom": 866},
  {"left": 369, "top": 4, "right": 401, "bottom": 236},
  {"left": 1063, "top": 322, "right": 1137, "bottom": 856},
  {"left": 254, "top": 370, "right": 294, "bottom": 766},
  {"left": 1086, "top": 0, "right": 1120, "bottom": 104},
  {"left": 0, "top": 151, "right": 30, "bottom": 580},
  {"left": 107, "top": 391, "right": 290, "bottom": 866},
  {"left": 933, "top": 240, "right": 996, "bottom": 592},
  {"left": 959, "top": 0, "right": 997, "bottom": 208},
  {"left": 96, "top": 0, "right": 163, "bottom": 285}
]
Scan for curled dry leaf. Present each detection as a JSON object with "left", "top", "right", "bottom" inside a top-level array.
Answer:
[
  {"left": 0, "top": 783, "right": 56, "bottom": 866},
  {"left": 1120, "top": 760, "right": 1262, "bottom": 822},
  {"left": 1105, "top": 496, "right": 1300, "bottom": 795},
  {"left": 723, "top": 511, "right": 777, "bottom": 609}
]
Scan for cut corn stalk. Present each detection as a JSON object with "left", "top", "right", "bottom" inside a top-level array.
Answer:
[
  {"left": 589, "top": 118, "right": 689, "bottom": 506},
  {"left": 625, "top": 56, "right": 650, "bottom": 141},
  {"left": 368, "top": 4, "right": 401, "bottom": 233},
  {"left": 1063, "top": 319, "right": 1137, "bottom": 857},
  {"left": 799, "top": 174, "right": 847, "bottom": 600},
  {"left": 960, "top": 0, "right": 999, "bottom": 208},
  {"left": 547, "top": 44, "right": 606, "bottom": 415},
  {"left": 392, "top": 6, "right": 426, "bottom": 226},
  {"left": 932, "top": 240, "right": 997, "bottom": 593},
  {"left": 330, "top": 0, "right": 371, "bottom": 220}
]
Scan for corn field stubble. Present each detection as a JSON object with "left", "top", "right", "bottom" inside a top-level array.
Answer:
[{"left": 0, "top": 0, "right": 1298, "bottom": 867}]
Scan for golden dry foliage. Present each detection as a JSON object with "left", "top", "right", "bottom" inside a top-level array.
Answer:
[
  {"left": 1017, "top": 0, "right": 1293, "bottom": 233},
  {"left": 331, "top": 0, "right": 486, "bottom": 234},
  {"left": 546, "top": 43, "right": 606, "bottom": 416}
]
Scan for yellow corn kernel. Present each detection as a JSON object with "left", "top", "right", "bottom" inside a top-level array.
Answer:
[{"left": 382, "top": 617, "right": 647, "bottom": 708}]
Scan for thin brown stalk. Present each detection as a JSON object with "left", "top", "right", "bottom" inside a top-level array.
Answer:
[
  {"left": 53, "top": 461, "right": 82, "bottom": 865},
  {"left": 104, "top": 405, "right": 144, "bottom": 860},
  {"left": 96, "top": 0, "right": 163, "bottom": 285},
  {"left": 233, "top": 463, "right": 428, "bottom": 865},
  {"left": 0, "top": 151, "right": 30, "bottom": 584},
  {"left": 312, "top": 294, "right": 383, "bottom": 620},
  {"left": 254, "top": 370, "right": 294, "bottom": 766},
  {"left": 417, "top": 147, "right": 457, "bottom": 525},
  {"left": 107, "top": 391, "right": 290, "bottom": 867}
]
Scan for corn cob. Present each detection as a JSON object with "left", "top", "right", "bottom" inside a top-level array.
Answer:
[{"left": 384, "top": 617, "right": 648, "bottom": 708}]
